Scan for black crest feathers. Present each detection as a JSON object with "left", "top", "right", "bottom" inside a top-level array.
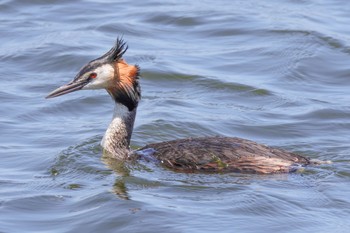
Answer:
[{"left": 101, "top": 37, "right": 128, "bottom": 62}]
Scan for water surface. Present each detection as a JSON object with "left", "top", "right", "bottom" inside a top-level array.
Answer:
[{"left": 1, "top": 0, "right": 350, "bottom": 232}]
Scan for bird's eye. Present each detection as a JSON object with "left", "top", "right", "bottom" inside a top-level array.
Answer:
[{"left": 89, "top": 73, "right": 97, "bottom": 79}]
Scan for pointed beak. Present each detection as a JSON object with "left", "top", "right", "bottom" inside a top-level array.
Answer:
[{"left": 46, "top": 79, "right": 89, "bottom": 99}]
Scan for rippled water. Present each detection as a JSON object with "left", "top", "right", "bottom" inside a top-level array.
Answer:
[{"left": 1, "top": 0, "right": 350, "bottom": 232}]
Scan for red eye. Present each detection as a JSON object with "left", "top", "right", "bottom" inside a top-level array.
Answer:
[{"left": 89, "top": 73, "right": 97, "bottom": 79}]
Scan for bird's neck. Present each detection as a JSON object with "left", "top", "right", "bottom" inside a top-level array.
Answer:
[{"left": 101, "top": 102, "right": 136, "bottom": 159}]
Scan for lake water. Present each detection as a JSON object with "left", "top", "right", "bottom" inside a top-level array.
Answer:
[{"left": 1, "top": 0, "right": 350, "bottom": 232}]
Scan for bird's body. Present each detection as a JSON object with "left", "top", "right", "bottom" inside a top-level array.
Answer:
[
  {"left": 137, "top": 137, "right": 309, "bottom": 174},
  {"left": 47, "top": 38, "right": 310, "bottom": 174}
]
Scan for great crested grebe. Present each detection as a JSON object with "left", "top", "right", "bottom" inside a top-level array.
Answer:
[{"left": 46, "top": 38, "right": 310, "bottom": 174}]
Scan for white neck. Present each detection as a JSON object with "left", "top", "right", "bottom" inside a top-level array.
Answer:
[{"left": 101, "top": 102, "right": 136, "bottom": 159}]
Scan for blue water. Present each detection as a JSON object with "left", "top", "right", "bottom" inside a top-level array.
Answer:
[{"left": 1, "top": 0, "right": 350, "bottom": 232}]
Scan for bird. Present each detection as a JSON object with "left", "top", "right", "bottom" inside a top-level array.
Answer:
[{"left": 46, "top": 38, "right": 310, "bottom": 174}]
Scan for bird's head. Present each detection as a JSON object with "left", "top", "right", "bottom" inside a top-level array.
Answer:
[{"left": 46, "top": 38, "right": 141, "bottom": 111}]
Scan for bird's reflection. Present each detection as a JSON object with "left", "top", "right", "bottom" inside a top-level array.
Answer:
[{"left": 101, "top": 150, "right": 132, "bottom": 200}]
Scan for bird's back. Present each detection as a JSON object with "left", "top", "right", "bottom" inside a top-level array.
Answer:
[{"left": 137, "top": 136, "right": 310, "bottom": 174}]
